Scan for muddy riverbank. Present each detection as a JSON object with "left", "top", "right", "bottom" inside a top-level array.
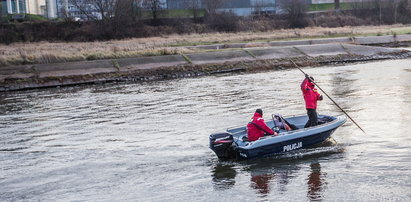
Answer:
[{"left": 1, "top": 39, "right": 410, "bottom": 92}]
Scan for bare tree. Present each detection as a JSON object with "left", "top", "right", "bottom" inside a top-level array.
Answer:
[
  {"left": 335, "top": 0, "right": 340, "bottom": 10},
  {"left": 0, "top": 3, "right": 3, "bottom": 20},
  {"left": 372, "top": 0, "right": 400, "bottom": 24},
  {"left": 142, "top": 0, "right": 164, "bottom": 21},
  {"left": 185, "top": 0, "right": 202, "bottom": 22},
  {"left": 115, "top": 0, "right": 143, "bottom": 22},
  {"left": 374, "top": 0, "right": 383, "bottom": 25},
  {"left": 391, "top": 0, "right": 401, "bottom": 24},
  {"left": 204, "top": 0, "right": 226, "bottom": 15},
  {"left": 351, "top": 0, "right": 411, "bottom": 25},
  {"left": 68, "top": 0, "right": 118, "bottom": 21},
  {"left": 279, "top": 0, "right": 308, "bottom": 28},
  {"left": 253, "top": 0, "right": 270, "bottom": 16}
]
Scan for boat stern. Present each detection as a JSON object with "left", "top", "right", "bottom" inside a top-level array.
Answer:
[{"left": 209, "top": 132, "right": 235, "bottom": 159}]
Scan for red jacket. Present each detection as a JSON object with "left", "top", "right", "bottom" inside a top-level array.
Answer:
[
  {"left": 247, "top": 112, "right": 275, "bottom": 141},
  {"left": 301, "top": 78, "right": 322, "bottom": 109}
]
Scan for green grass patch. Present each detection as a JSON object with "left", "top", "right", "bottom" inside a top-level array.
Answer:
[
  {"left": 111, "top": 59, "right": 120, "bottom": 70},
  {"left": 181, "top": 54, "right": 192, "bottom": 64},
  {"left": 309, "top": 3, "right": 351, "bottom": 11},
  {"left": 25, "top": 14, "right": 47, "bottom": 21},
  {"left": 166, "top": 9, "right": 205, "bottom": 17},
  {"left": 3, "top": 13, "right": 47, "bottom": 21}
]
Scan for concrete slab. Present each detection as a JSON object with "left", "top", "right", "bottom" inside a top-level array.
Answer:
[
  {"left": 295, "top": 43, "right": 349, "bottom": 57},
  {"left": 36, "top": 60, "right": 114, "bottom": 72},
  {"left": 225, "top": 43, "right": 248, "bottom": 48},
  {"left": 342, "top": 44, "right": 398, "bottom": 56},
  {"left": 0, "top": 65, "right": 34, "bottom": 76},
  {"left": 269, "top": 40, "right": 311, "bottom": 47},
  {"left": 243, "top": 42, "right": 270, "bottom": 48},
  {"left": 36, "top": 60, "right": 117, "bottom": 78},
  {"left": 194, "top": 44, "right": 225, "bottom": 50},
  {"left": 308, "top": 37, "right": 353, "bottom": 44},
  {"left": 186, "top": 50, "right": 254, "bottom": 65},
  {"left": 396, "top": 34, "right": 411, "bottom": 42},
  {"left": 0, "top": 65, "right": 36, "bottom": 82},
  {"left": 248, "top": 46, "right": 306, "bottom": 60},
  {"left": 354, "top": 35, "right": 395, "bottom": 44},
  {"left": 117, "top": 55, "right": 187, "bottom": 71}
]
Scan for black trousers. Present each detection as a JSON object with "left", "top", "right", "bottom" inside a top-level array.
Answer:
[{"left": 304, "top": 108, "right": 318, "bottom": 128}]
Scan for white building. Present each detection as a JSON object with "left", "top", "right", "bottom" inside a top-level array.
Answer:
[
  {"left": 2, "top": 0, "right": 27, "bottom": 14},
  {"left": 166, "top": 0, "right": 277, "bottom": 16},
  {"left": 1, "top": 0, "right": 57, "bottom": 18}
]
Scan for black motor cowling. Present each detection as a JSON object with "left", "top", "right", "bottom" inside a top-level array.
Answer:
[{"left": 209, "top": 132, "right": 235, "bottom": 159}]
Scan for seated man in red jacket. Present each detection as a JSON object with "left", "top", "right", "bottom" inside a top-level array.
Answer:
[
  {"left": 247, "top": 109, "right": 277, "bottom": 141},
  {"left": 301, "top": 74, "right": 323, "bottom": 128}
]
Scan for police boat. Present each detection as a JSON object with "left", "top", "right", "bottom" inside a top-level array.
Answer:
[{"left": 209, "top": 114, "right": 346, "bottom": 160}]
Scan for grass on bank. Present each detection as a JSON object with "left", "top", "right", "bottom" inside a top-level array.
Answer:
[
  {"left": 1, "top": 24, "right": 411, "bottom": 67},
  {"left": 308, "top": 3, "right": 352, "bottom": 11},
  {"left": 166, "top": 9, "right": 206, "bottom": 18},
  {"left": 1, "top": 13, "right": 48, "bottom": 22}
]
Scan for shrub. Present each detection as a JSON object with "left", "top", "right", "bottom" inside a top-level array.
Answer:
[{"left": 205, "top": 12, "right": 239, "bottom": 32}]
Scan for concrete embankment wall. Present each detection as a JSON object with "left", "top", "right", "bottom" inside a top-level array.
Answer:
[{"left": 1, "top": 42, "right": 410, "bottom": 92}]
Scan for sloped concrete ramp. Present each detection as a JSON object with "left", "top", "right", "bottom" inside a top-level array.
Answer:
[
  {"left": 0, "top": 65, "right": 36, "bottom": 82},
  {"left": 116, "top": 55, "right": 188, "bottom": 71},
  {"left": 295, "top": 43, "right": 349, "bottom": 57},
  {"left": 36, "top": 60, "right": 117, "bottom": 78},
  {"left": 342, "top": 44, "right": 399, "bottom": 56},
  {"left": 354, "top": 35, "right": 395, "bottom": 45},
  {"left": 186, "top": 50, "right": 254, "bottom": 65},
  {"left": 0, "top": 43, "right": 409, "bottom": 91},
  {"left": 248, "top": 46, "right": 306, "bottom": 59}
]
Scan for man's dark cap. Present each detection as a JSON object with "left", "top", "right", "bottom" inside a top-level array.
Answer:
[{"left": 256, "top": 109, "right": 263, "bottom": 115}]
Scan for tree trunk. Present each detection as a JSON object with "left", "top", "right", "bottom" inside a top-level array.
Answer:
[{"left": 335, "top": 0, "right": 340, "bottom": 10}]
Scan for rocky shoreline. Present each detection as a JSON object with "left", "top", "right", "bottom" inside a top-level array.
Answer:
[{"left": 1, "top": 35, "right": 411, "bottom": 92}]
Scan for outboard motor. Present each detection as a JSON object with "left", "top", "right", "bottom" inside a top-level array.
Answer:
[{"left": 209, "top": 132, "right": 235, "bottom": 159}]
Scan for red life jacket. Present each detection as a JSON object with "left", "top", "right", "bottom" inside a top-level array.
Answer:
[
  {"left": 301, "top": 78, "right": 322, "bottom": 109},
  {"left": 247, "top": 112, "right": 274, "bottom": 141}
]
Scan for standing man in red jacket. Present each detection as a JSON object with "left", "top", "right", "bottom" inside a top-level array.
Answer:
[
  {"left": 301, "top": 74, "right": 323, "bottom": 128},
  {"left": 247, "top": 109, "right": 277, "bottom": 141}
]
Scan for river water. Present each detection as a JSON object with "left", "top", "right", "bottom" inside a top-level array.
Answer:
[{"left": 1, "top": 59, "right": 410, "bottom": 201}]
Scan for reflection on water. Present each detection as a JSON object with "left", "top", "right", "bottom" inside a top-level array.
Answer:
[
  {"left": 251, "top": 173, "right": 274, "bottom": 194},
  {"left": 211, "top": 163, "right": 237, "bottom": 190},
  {"left": 307, "top": 162, "right": 326, "bottom": 201},
  {"left": 1, "top": 59, "right": 410, "bottom": 201},
  {"left": 211, "top": 138, "right": 343, "bottom": 200}
]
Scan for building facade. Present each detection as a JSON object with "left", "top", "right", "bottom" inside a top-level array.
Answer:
[
  {"left": 1, "top": 0, "right": 57, "bottom": 18},
  {"left": 218, "top": 0, "right": 277, "bottom": 16},
  {"left": 166, "top": 0, "right": 277, "bottom": 16},
  {"left": 2, "top": 0, "right": 27, "bottom": 15}
]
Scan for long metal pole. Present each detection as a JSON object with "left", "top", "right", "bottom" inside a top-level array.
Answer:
[{"left": 290, "top": 60, "right": 367, "bottom": 135}]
